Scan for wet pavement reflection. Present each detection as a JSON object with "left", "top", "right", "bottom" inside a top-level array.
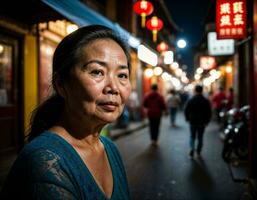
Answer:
[{"left": 116, "top": 111, "right": 246, "bottom": 200}]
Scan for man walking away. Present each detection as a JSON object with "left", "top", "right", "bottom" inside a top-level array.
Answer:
[
  {"left": 143, "top": 84, "right": 167, "bottom": 146},
  {"left": 184, "top": 85, "right": 212, "bottom": 158}
]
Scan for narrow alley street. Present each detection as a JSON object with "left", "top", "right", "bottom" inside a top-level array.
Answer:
[
  {"left": 115, "top": 111, "right": 246, "bottom": 200},
  {"left": 1, "top": 0, "right": 257, "bottom": 199}
]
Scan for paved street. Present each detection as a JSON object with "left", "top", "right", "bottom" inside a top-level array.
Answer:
[{"left": 115, "top": 111, "right": 246, "bottom": 200}]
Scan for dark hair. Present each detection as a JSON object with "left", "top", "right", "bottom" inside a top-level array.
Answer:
[
  {"left": 195, "top": 85, "right": 203, "bottom": 93},
  {"left": 28, "top": 25, "right": 130, "bottom": 141},
  {"left": 169, "top": 89, "right": 175, "bottom": 94},
  {"left": 151, "top": 84, "right": 158, "bottom": 91}
]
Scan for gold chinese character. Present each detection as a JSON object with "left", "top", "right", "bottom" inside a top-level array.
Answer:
[
  {"left": 220, "top": 29, "right": 225, "bottom": 35},
  {"left": 225, "top": 28, "right": 231, "bottom": 35},
  {"left": 151, "top": 16, "right": 158, "bottom": 26},
  {"left": 220, "top": 15, "right": 232, "bottom": 26},
  {"left": 231, "top": 28, "right": 237, "bottom": 35},
  {"left": 220, "top": 3, "right": 231, "bottom": 14},
  {"left": 141, "top": 1, "right": 148, "bottom": 10},
  {"left": 233, "top": 2, "right": 243, "bottom": 13},
  {"left": 233, "top": 14, "right": 244, "bottom": 25},
  {"left": 237, "top": 28, "right": 243, "bottom": 34}
]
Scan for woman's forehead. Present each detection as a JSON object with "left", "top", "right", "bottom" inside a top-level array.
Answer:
[
  {"left": 81, "top": 40, "right": 127, "bottom": 60},
  {"left": 84, "top": 38, "right": 122, "bottom": 49}
]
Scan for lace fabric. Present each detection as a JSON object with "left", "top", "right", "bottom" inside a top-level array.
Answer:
[
  {"left": 1, "top": 131, "right": 131, "bottom": 200},
  {"left": 30, "top": 149, "right": 78, "bottom": 199}
]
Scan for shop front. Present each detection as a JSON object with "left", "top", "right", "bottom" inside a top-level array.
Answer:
[
  {"left": 38, "top": 21, "right": 77, "bottom": 103},
  {"left": 0, "top": 31, "right": 23, "bottom": 157}
]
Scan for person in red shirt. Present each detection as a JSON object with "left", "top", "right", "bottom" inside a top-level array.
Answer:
[
  {"left": 212, "top": 86, "right": 227, "bottom": 122},
  {"left": 226, "top": 87, "right": 234, "bottom": 110},
  {"left": 143, "top": 84, "right": 167, "bottom": 146}
]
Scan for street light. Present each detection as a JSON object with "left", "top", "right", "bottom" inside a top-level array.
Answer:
[{"left": 177, "top": 39, "right": 187, "bottom": 49}]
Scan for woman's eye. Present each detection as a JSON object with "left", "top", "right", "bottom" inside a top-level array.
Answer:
[
  {"left": 91, "top": 70, "right": 104, "bottom": 76},
  {"left": 118, "top": 73, "right": 129, "bottom": 79}
]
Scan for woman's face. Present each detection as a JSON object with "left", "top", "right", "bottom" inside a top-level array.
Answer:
[{"left": 62, "top": 39, "right": 131, "bottom": 124}]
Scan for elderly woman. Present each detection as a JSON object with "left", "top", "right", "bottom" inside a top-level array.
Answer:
[{"left": 1, "top": 25, "right": 131, "bottom": 199}]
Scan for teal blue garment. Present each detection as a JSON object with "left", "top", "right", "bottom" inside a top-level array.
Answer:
[{"left": 1, "top": 131, "right": 131, "bottom": 200}]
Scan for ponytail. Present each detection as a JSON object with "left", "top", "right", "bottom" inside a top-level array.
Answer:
[{"left": 28, "top": 95, "right": 64, "bottom": 141}]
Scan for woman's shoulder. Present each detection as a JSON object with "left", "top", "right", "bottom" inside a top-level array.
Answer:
[
  {"left": 9, "top": 131, "right": 78, "bottom": 183},
  {"left": 2, "top": 132, "right": 80, "bottom": 199},
  {"left": 18, "top": 131, "right": 72, "bottom": 166},
  {"left": 22, "top": 131, "right": 65, "bottom": 153}
]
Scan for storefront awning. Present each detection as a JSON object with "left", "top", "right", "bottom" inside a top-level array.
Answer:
[{"left": 41, "top": 0, "right": 139, "bottom": 47}]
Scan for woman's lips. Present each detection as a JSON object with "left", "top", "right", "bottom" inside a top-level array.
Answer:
[{"left": 98, "top": 102, "right": 119, "bottom": 111}]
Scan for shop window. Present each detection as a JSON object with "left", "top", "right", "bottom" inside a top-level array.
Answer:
[
  {"left": 0, "top": 43, "right": 13, "bottom": 105},
  {"left": 39, "top": 39, "right": 56, "bottom": 103}
]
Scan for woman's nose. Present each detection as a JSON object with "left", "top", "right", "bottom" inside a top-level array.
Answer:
[{"left": 104, "top": 76, "right": 119, "bottom": 95}]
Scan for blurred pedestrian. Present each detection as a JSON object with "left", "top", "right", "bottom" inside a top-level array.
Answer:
[
  {"left": 166, "top": 89, "right": 181, "bottom": 127},
  {"left": 207, "top": 90, "right": 213, "bottom": 102},
  {"left": 226, "top": 87, "right": 234, "bottom": 110},
  {"left": 127, "top": 89, "right": 140, "bottom": 121},
  {"left": 184, "top": 85, "right": 212, "bottom": 158},
  {"left": 117, "top": 105, "right": 130, "bottom": 128},
  {"left": 212, "top": 86, "right": 226, "bottom": 123},
  {"left": 143, "top": 84, "right": 167, "bottom": 146},
  {"left": 179, "top": 90, "right": 189, "bottom": 110},
  {"left": 1, "top": 25, "right": 131, "bottom": 199}
]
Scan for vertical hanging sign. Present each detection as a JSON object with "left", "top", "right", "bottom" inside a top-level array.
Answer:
[{"left": 216, "top": 0, "right": 247, "bottom": 39}]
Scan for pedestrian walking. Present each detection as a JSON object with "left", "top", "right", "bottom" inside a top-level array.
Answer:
[
  {"left": 226, "top": 87, "right": 234, "bottom": 110},
  {"left": 143, "top": 84, "right": 167, "bottom": 146},
  {"left": 212, "top": 86, "right": 227, "bottom": 123},
  {"left": 179, "top": 89, "right": 189, "bottom": 110},
  {"left": 1, "top": 25, "right": 131, "bottom": 199},
  {"left": 127, "top": 89, "right": 140, "bottom": 121},
  {"left": 184, "top": 85, "right": 212, "bottom": 158},
  {"left": 166, "top": 89, "right": 181, "bottom": 127}
]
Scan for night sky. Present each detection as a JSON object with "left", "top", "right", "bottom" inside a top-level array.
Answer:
[{"left": 164, "top": 0, "right": 212, "bottom": 78}]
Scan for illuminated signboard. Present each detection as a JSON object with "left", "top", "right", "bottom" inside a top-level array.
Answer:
[
  {"left": 138, "top": 44, "right": 158, "bottom": 66},
  {"left": 199, "top": 56, "right": 216, "bottom": 70},
  {"left": 216, "top": 0, "right": 247, "bottom": 39},
  {"left": 208, "top": 32, "right": 235, "bottom": 56}
]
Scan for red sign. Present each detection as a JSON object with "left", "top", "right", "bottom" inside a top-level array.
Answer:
[{"left": 216, "top": 0, "right": 247, "bottom": 39}]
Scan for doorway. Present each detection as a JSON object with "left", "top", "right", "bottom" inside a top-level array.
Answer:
[{"left": 0, "top": 32, "right": 23, "bottom": 187}]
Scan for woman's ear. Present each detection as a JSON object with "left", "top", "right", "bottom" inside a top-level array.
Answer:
[{"left": 54, "top": 76, "right": 66, "bottom": 98}]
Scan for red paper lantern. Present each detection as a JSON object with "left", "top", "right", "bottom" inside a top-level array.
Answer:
[
  {"left": 157, "top": 42, "right": 169, "bottom": 52},
  {"left": 133, "top": 0, "right": 154, "bottom": 28},
  {"left": 146, "top": 16, "right": 163, "bottom": 42}
]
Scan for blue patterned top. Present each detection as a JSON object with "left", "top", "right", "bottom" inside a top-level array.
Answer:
[{"left": 1, "top": 131, "right": 130, "bottom": 200}]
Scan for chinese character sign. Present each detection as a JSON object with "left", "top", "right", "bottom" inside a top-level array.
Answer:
[{"left": 216, "top": 0, "right": 247, "bottom": 39}]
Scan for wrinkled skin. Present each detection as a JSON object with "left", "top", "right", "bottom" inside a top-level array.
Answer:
[{"left": 60, "top": 39, "right": 131, "bottom": 130}]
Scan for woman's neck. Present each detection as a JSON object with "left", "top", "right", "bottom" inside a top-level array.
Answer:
[
  {"left": 49, "top": 124, "right": 102, "bottom": 147},
  {"left": 49, "top": 113, "right": 105, "bottom": 145}
]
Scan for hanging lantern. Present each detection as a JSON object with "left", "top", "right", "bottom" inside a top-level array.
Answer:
[
  {"left": 146, "top": 16, "right": 163, "bottom": 42},
  {"left": 157, "top": 42, "right": 169, "bottom": 52},
  {"left": 133, "top": 0, "right": 154, "bottom": 28}
]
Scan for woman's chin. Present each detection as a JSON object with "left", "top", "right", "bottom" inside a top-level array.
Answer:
[{"left": 98, "top": 114, "right": 120, "bottom": 124}]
